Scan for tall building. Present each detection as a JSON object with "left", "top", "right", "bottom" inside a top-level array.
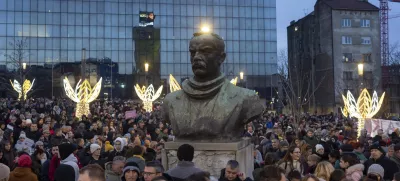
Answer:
[
  {"left": 287, "top": 0, "right": 381, "bottom": 113},
  {"left": 0, "top": 0, "right": 277, "bottom": 100}
]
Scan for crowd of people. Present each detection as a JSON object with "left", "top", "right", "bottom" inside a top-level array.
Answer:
[{"left": 0, "top": 97, "right": 399, "bottom": 181}]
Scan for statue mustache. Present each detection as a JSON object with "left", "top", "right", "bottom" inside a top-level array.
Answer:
[{"left": 192, "top": 59, "right": 206, "bottom": 69}]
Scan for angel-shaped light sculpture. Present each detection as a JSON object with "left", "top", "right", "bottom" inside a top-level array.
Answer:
[
  {"left": 168, "top": 74, "right": 239, "bottom": 93},
  {"left": 134, "top": 84, "right": 163, "bottom": 112},
  {"left": 10, "top": 79, "right": 35, "bottom": 100},
  {"left": 169, "top": 74, "right": 181, "bottom": 92},
  {"left": 341, "top": 88, "right": 385, "bottom": 137},
  {"left": 63, "top": 77, "right": 102, "bottom": 119},
  {"left": 230, "top": 77, "right": 238, "bottom": 86}
]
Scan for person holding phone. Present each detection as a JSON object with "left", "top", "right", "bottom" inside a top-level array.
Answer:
[{"left": 219, "top": 160, "right": 252, "bottom": 181}]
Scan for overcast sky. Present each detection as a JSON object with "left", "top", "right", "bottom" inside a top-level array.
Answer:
[{"left": 276, "top": 0, "right": 400, "bottom": 50}]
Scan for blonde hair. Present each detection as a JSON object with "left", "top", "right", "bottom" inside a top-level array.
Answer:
[{"left": 315, "top": 161, "right": 334, "bottom": 181}]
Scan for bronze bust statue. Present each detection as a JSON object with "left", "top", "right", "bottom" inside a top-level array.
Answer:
[{"left": 162, "top": 32, "right": 264, "bottom": 142}]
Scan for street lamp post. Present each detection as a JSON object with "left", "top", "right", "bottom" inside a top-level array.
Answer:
[
  {"left": 145, "top": 63, "right": 149, "bottom": 86},
  {"left": 358, "top": 63, "right": 364, "bottom": 76},
  {"left": 201, "top": 25, "right": 210, "bottom": 33}
]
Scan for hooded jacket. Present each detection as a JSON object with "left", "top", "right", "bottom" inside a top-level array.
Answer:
[
  {"left": 107, "top": 138, "right": 126, "bottom": 162},
  {"left": 345, "top": 163, "right": 364, "bottom": 181},
  {"left": 60, "top": 154, "right": 79, "bottom": 181},
  {"left": 9, "top": 167, "right": 38, "bottom": 181},
  {"left": 105, "top": 162, "right": 122, "bottom": 181}
]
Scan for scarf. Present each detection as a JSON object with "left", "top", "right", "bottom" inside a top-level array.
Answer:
[{"left": 182, "top": 73, "right": 226, "bottom": 99}]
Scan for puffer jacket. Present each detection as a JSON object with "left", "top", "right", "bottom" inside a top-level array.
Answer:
[
  {"left": 345, "top": 163, "right": 364, "bottom": 181},
  {"left": 105, "top": 162, "right": 122, "bottom": 181}
]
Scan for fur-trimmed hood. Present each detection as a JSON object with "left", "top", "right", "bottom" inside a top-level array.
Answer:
[{"left": 346, "top": 163, "right": 364, "bottom": 174}]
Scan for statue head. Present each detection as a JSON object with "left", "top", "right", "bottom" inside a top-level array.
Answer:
[{"left": 189, "top": 32, "right": 226, "bottom": 81}]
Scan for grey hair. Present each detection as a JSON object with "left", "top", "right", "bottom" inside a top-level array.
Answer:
[
  {"left": 227, "top": 160, "right": 239, "bottom": 169},
  {"left": 145, "top": 161, "right": 164, "bottom": 173},
  {"left": 112, "top": 156, "right": 126, "bottom": 163}
]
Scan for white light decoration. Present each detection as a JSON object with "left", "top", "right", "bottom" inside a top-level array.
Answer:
[
  {"left": 341, "top": 88, "right": 385, "bottom": 137},
  {"left": 201, "top": 25, "right": 210, "bottom": 33},
  {"left": 230, "top": 77, "right": 238, "bottom": 86},
  {"left": 169, "top": 74, "right": 181, "bottom": 92},
  {"left": 134, "top": 84, "right": 163, "bottom": 112},
  {"left": 168, "top": 74, "right": 240, "bottom": 93},
  {"left": 10, "top": 79, "right": 35, "bottom": 100},
  {"left": 63, "top": 77, "right": 102, "bottom": 119}
]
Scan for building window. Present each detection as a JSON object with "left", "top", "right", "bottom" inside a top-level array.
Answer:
[
  {"left": 342, "top": 19, "right": 351, "bottom": 27},
  {"left": 343, "top": 71, "right": 353, "bottom": 80},
  {"left": 361, "top": 37, "right": 371, "bottom": 44},
  {"left": 363, "top": 54, "right": 372, "bottom": 62},
  {"left": 342, "top": 36, "right": 352, "bottom": 44},
  {"left": 361, "top": 19, "right": 370, "bottom": 27},
  {"left": 343, "top": 53, "right": 353, "bottom": 62}
]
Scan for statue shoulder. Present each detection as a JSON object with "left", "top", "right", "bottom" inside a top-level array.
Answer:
[
  {"left": 164, "top": 90, "right": 185, "bottom": 103},
  {"left": 225, "top": 83, "right": 259, "bottom": 99}
]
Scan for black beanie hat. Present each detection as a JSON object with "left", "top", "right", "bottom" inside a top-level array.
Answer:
[
  {"left": 340, "top": 144, "right": 354, "bottom": 152},
  {"left": 59, "top": 143, "right": 75, "bottom": 160},
  {"left": 370, "top": 144, "right": 386, "bottom": 154}
]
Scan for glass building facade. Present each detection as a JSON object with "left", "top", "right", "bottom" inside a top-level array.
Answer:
[{"left": 0, "top": 0, "right": 277, "bottom": 99}]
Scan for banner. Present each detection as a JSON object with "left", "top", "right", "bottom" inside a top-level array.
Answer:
[
  {"left": 367, "top": 119, "right": 400, "bottom": 137},
  {"left": 125, "top": 110, "right": 137, "bottom": 119}
]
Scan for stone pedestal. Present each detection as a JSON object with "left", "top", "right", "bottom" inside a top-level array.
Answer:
[{"left": 161, "top": 138, "right": 254, "bottom": 179}]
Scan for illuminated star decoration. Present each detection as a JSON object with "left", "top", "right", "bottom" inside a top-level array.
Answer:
[
  {"left": 341, "top": 88, "right": 385, "bottom": 137},
  {"left": 63, "top": 77, "right": 102, "bottom": 119},
  {"left": 134, "top": 84, "right": 163, "bottom": 112},
  {"left": 168, "top": 74, "right": 240, "bottom": 93},
  {"left": 10, "top": 79, "right": 35, "bottom": 100}
]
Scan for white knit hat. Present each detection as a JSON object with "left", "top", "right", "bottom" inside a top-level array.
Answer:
[
  {"left": 315, "top": 144, "right": 324, "bottom": 151},
  {"left": 0, "top": 163, "right": 10, "bottom": 180},
  {"left": 90, "top": 144, "right": 101, "bottom": 154}
]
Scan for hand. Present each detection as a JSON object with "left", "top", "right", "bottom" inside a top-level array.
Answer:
[{"left": 238, "top": 172, "right": 246, "bottom": 181}]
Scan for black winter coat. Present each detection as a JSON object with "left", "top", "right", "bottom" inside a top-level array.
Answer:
[{"left": 364, "top": 154, "right": 399, "bottom": 180}]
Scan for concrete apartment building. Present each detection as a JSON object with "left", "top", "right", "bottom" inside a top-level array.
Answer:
[{"left": 287, "top": 0, "right": 381, "bottom": 113}]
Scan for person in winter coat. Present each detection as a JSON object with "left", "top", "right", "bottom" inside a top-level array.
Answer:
[
  {"left": 303, "top": 130, "right": 318, "bottom": 151},
  {"left": 364, "top": 144, "right": 399, "bottom": 180},
  {"left": 121, "top": 162, "right": 141, "bottom": 181},
  {"left": 339, "top": 154, "right": 364, "bottom": 181},
  {"left": 87, "top": 143, "right": 106, "bottom": 169},
  {"left": 2, "top": 141, "right": 16, "bottom": 170},
  {"left": 31, "top": 148, "right": 47, "bottom": 180},
  {"left": 9, "top": 154, "right": 38, "bottom": 181},
  {"left": 219, "top": 160, "right": 252, "bottom": 181},
  {"left": 107, "top": 137, "right": 126, "bottom": 162},
  {"left": 277, "top": 146, "right": 305, "bottom": 176},
  {"left": 48, "top": 145, "right": 60, "bottom": 181},
  {"left": 57, "top": 143, "right": 80, "bottom": 181},
  {"left": 105, "top": 156, "right": 126, "bottom": 181}
]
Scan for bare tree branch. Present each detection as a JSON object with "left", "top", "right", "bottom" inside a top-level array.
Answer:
[{"left": 2, "top": 38, "right": 31, "bottom": 102}]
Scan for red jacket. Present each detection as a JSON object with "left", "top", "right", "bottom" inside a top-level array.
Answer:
[{"left": 48, "top": 155, "right": 60, "bottom": 181}]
